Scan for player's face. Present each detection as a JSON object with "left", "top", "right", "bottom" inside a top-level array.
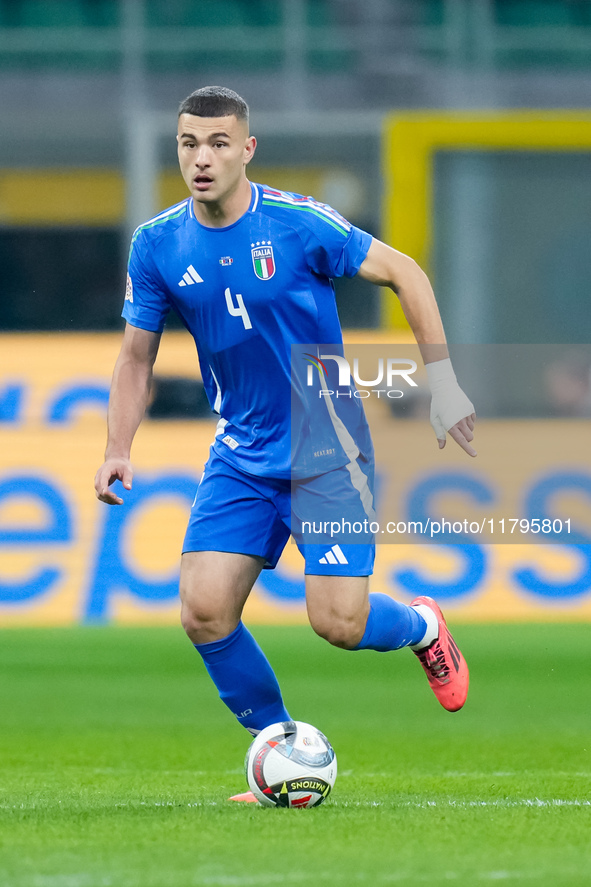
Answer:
[{"left": 177, "top": 114, "right": 256, "bottom": 207}]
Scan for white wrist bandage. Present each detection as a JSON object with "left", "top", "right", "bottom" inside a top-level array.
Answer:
[{"left": 426, "top": 358, "right": 474, "bottom": 440}]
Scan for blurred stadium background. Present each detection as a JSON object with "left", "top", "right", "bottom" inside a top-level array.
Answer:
[{"left": 1, "top": 0, "right": 591, "bottom": 628}]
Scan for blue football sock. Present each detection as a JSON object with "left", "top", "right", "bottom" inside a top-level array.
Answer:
[
  {"left": 194, "top": 621, "right": 290, "bottom": 734},
  {"left": 353, "top": 593, "right": 427, "bottom": 652}
]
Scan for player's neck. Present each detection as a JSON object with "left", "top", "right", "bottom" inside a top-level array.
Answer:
[{"left": 192, "top": 178, "right": 252, "bottom": 228}]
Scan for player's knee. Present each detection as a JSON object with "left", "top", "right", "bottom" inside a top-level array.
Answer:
[
  {"left": 180, "top": 599, "right": 233, "bottom": 644},
  {"left": 309, "top": 611, "right": 364, "bottom": 650},
  {"left": 179, "top": 600, "right": 207, "bottom": 639}
]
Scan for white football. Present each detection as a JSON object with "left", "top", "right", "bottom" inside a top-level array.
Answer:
[{"left": 245, "top": 720, "right": 337, "bottom": 808}]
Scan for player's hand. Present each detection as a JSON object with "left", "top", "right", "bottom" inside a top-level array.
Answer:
[
  {"left": 426, "top": 358, "right": 477, "bottom": 457},
  {"left": 94, "top": 457, "right": 133, "bottom": 504},
  {"left": 434, "top": 410, "right": 476, "bottom": 457}
]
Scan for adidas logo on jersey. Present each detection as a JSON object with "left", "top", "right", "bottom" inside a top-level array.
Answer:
[
  {"left": 319, "top": 544, "right": 349, "bottom": 565},
  {"left": 178, "top": 265, "right": 203, "bottom": 286}
]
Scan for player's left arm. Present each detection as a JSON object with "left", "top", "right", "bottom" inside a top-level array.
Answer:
[{"left": 356, "top": 237, "right": 476, "bottom": 457}]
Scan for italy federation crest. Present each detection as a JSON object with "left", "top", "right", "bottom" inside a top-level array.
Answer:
[{"left": 251, "top": 241, "right": 275, "bottom": 280}]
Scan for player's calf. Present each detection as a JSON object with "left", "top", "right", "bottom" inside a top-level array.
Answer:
[
  {"left": 309, "top": 614, "right": 367, "bottom": 649},
  {"left": 306, "top": 574, "right": 371, "bottom": 649}
]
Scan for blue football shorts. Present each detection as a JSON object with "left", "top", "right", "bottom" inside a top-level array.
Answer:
[{"left": 182, "top": 449, "right": 375, "bottom": 576}]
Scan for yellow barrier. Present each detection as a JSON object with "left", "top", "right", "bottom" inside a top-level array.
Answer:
[
  {"left": 0, "top": 167, "right": 337, "bottom": 226},
  {"left": 382, "top": 111, "right": 591, "bottom": 329},
  {"left": 1, "top": 333, "right": 590, "bottom": 625}
]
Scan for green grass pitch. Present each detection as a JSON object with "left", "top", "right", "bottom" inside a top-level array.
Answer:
[{"left": 0, "top": 622, "right": 590, "bottom": 886}]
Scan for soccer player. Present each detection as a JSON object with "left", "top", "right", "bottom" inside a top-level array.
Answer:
[{"left": 94, "top": 86, "right": 474, "bottom": 754}]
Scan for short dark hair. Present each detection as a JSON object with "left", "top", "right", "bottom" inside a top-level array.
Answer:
[{"left": 178, "top": 86, "right": 249, "bottom": 123}]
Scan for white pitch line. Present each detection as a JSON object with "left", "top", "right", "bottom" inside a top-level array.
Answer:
[
  {"left": 30, "top": 877, "right": 114, "bottom": 887},
  {"left": 339, "top": 771, "right": 591, "bottom": 779},
  {"left": 2, "top": 798, "right": 589, "bottom": 812},
  {"left": 332, "top": 798, "right": 591, "bottom": 809},
  {"left": 16, "top": 872, "right": 559, "bottom": 887},
  {"left": 185, "top": 870, "right": 543, "bottom": 885}
]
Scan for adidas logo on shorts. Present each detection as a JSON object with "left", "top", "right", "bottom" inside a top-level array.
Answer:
[{"left": 319, "top": 544, "right": 349, "bottom": 565}]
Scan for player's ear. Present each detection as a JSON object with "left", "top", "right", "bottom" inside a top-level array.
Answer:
[{"left": 244, "top": 135, "right": 257, "bottom": 166}]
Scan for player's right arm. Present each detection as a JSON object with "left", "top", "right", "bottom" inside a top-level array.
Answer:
[
  {"left": 357, "top": 238, "right": 476, "bottom": 457},
  {"left": 94, "top": 323, "right": 162, "bottom": 505}
]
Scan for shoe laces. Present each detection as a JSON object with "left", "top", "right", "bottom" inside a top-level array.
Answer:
[{"left": 419, "top": 639, "right": 450, "bottom": 684}]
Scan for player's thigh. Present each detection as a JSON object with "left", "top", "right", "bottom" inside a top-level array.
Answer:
[
  {"left": 305, "top": 574, "right": 370, "bottom": 649},
  {"left": 180, "top": 451, "right": 290, "bottom": 640},
  {"left": 292, "top": 456, "right": 376, "bottom": 553},
  {"left": 183, "top": 450, "right": 291, "bottom": 569},
  {"left": 180, "top": 549, "right": 263, "bottom": 633}
]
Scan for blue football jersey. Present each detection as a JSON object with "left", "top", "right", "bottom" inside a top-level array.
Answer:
[{"left": 123, "top": 182, "right": 373, "bottom": 479}]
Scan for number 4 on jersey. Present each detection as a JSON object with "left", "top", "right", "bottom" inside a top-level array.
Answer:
[{"left": 224, "top": 287, "right": 252, "bottom": 330}]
